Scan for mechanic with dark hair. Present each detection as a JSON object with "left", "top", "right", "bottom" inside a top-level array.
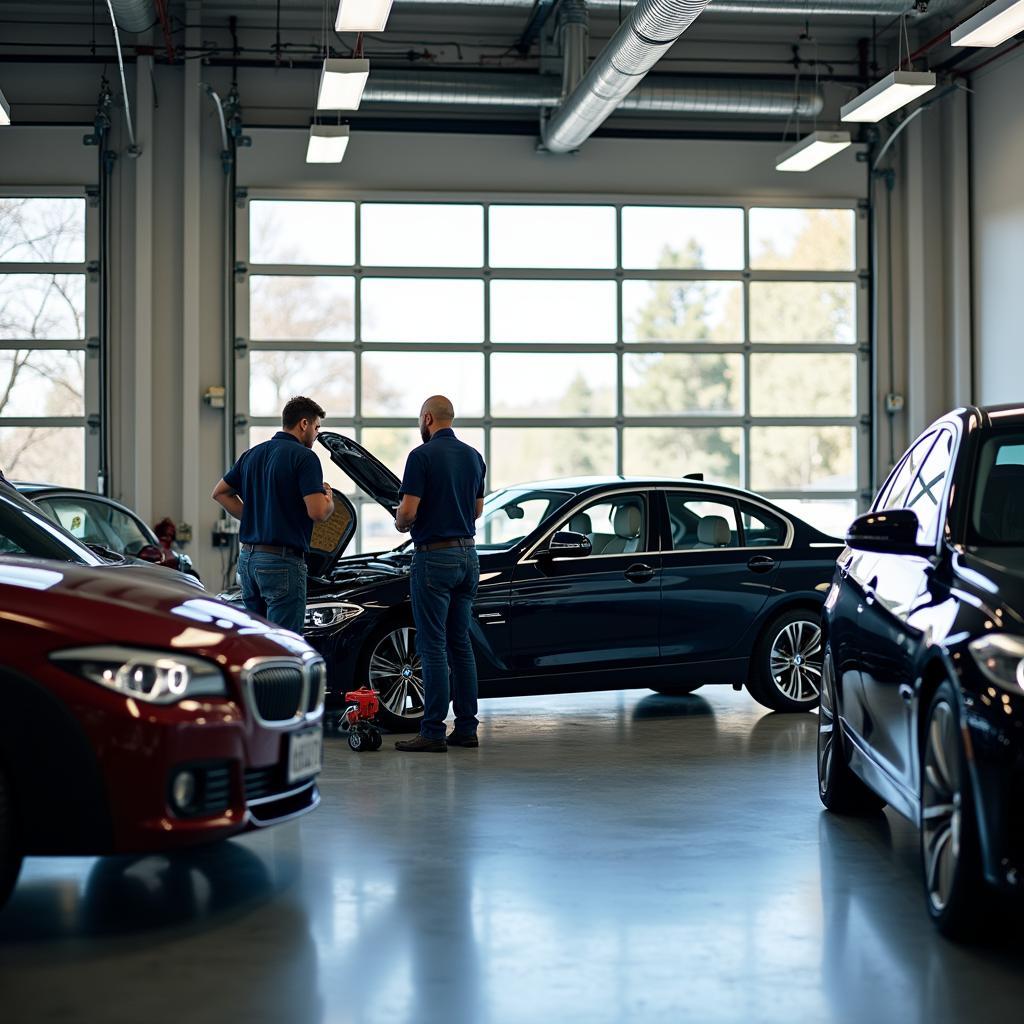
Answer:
[
  {"left": 212, "top": 395, "right": 335, "bottom": 633},
  {"left": 393, "top": 395, "right": 486, "bottom": 753}
]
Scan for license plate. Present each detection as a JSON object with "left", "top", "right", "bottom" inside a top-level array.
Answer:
[{"left": 288, "top": 726, "right": 323, "bottom": 784}]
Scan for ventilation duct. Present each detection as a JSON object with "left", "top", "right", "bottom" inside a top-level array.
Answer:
[
  {"left": 362, "top": 70, "right": 822, "bottom": 119},
  {"left": 542, "top": 0, "right": 715, "bottom": 153},
  {"left": 395, "top": 0, "right": 916, "bottom": 17},
  {"left": 109, "top": 0, "right": 156, "bottom": 33}
]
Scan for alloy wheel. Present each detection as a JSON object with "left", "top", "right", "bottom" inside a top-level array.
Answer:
[
  {"left": 368, "top": 626, "right": 425, "bottom": 720},
  {"left": 817, "top": 651, "right": 836, "bottom": 796},
  {"left": 769, "top": 619, "right": 823, "bottom": 704},
  {"left": 922, "top": 700, "right": 962, "bottom": 914}
]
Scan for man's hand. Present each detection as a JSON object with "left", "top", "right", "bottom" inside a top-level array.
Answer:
[
  {"left": 396, "top": 494, "right": 420, "bottom": 532},
  {"left": 304, "top": 483, "right": 335, "bottom": 524},
  {"left": 212, "top": 478, "right": 244, "bottom": 520}
]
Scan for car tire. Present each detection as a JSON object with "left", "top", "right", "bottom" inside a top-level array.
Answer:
[
  {"left": 649, "top": 683, "right": 704, "bottom": 696},
  {"left": 0, "top": 767, "right": 23, "bottom": 910},
  {"left": 356, "top": 619, "right": 425, "bottom": 734},
  {"left": 817, "top": 645, "right": 886, "bottom": 815},
  {"left": 747, "top": 607, "right": 824, "bottom": 713},
  {"left": 920, "top": 681, "right": 991, "bottom": 940}
]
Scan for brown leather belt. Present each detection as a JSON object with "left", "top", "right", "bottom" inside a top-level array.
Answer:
[
  {"left": 415, "top": 537, "right": 475, "bottom": 553},
  {"left": 242, "top": 542, "right": 304, "bottom": 558}
]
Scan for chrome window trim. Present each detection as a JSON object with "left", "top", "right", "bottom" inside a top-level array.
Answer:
[
  {"left": 246, "top": 779, "right": 319, "bottom": 808},
  {"left": 660, "top": 486, "right": 796, "bottom": 550}
]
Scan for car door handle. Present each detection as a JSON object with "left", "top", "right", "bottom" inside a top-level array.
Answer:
[
  {"left": 624, "top": 564, "right": 657, "bottom": 584},
  {"left": 863, "top": 576, "right": 878, "bottom": 606},
  {"left": 747, "top": 555, "right": 776, "bottom": 573}
]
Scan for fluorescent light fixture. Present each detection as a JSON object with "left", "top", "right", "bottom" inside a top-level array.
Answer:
[
  {"left": 316, "top": 58, "right": 370, "bottom": 111},
  {"left": 775, "top": 130, "right": 852, "bottom": 173},
  {"left": 0, "top": 88, "right": 10, "bottom": 126},
  {"left": 336, "top": 0, "right": 394, "bottom": 32},
  {"left": 306, "top": 125, "right": 351, "bottom": 163},
  {"left": 841, "top": 70, "right": 937, "bottom": 123},
  {"left": 952, "top": 0, "right": 1024, "bottom": 47}
]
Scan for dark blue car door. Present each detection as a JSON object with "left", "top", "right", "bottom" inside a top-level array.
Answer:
[{"left": 506, "top": 490, "right": 661, "bottom": 679}]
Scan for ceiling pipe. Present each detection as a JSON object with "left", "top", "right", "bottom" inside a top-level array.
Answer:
[
  {"left": 394, "top": 0, "right": 921, "bottom": 18},
  {"left": 362, "top": 69, "right": 823, "bottom": 118},
  {"left": 541, "top": 0, "right": 715, "bottom": 153},
  {"left": 108, "top": 0, "right": 156, "bottom": 33}
]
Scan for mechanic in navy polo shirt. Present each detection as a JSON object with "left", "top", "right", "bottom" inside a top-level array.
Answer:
[
  {"left": 212, "top": 395, "right": 335, "bottom": 633},
  {"left": 393, "top": 395, "right": 486, "bottom": 753}
]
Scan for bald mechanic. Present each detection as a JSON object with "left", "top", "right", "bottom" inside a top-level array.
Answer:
[
  {"left": 212, "top": 395, "right": 335, "bottom": 634},
  {"left": 393, "top": 396, "right": 486, "bottom": 753}
]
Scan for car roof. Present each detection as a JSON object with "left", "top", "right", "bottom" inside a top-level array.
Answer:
[{"left": 500, "top": 475, "right": 779, "bottom": 503}]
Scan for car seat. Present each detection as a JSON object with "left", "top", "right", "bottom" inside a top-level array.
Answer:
[
  {"left": 979, "top": 464, "right": 1024, "bottom": 543},
  {"left": 601, "top": 505, "right": 643, "bottom": 554},
  {"left": 693, "top": 515, "right": 732, "bottom": 549}
]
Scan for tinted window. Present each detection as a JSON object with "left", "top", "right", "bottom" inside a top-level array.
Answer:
[
  {"left": 480, "top": 488, "right": 573, "bottom": 551},
  {"left": 970, "top": 432, "right": 1024, "bottom": 545},
  {"left": 666, "top": 494, "right": 740, "bottom": 550},
  {"left": 0, "top": 493, "right": 94, "bottom": 563},
  {"left": 742, "top": 504, "right": 787, "bottom": 546},
  {"left": 39, "top": 498, "right": 152, "bottom": 557},
  {"left": 557, "top": 493, "right": 648, "bottom": 556},
  {"left": 876, "top": 432, "right": 936, "bottom": 511},
  {"left": 904, "top": 430, "right": 953, "bottom": 544}
]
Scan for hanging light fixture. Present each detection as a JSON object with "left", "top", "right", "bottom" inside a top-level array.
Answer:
[
  {"left": 841, "top": 70, "right": 936, "bottom": 123},
  {"left": 316, "top": 58, "right": 370, "bottom": 110},
  {"left": 306, "top": 124, "right": 350, "bottom": 163},
  {"left": 336, "top": 0, "right": 393, "bottom": 32},
  {"left": 952, "top": 0, "right": 1024, "bottom": 47},
  {"left": 0, "top": 87, "right": 10, "bottom": 126},
  {"left": 775, "top": 130, "right": 852, "bottom": 172}
]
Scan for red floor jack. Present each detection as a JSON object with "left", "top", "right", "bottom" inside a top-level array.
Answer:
[{"left": 343, "top": 687, "right": 383, "bottom": 752}]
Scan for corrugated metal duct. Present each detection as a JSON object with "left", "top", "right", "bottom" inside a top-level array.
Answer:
[
  {"left": 109, "top": 0, "right": 155, "bottom": 32},
  {"left": 362, "top": 70, "right": 823, "bottom": 119},
  {"left": 394, "top": 0, "right": 914, "bottom": 17}
]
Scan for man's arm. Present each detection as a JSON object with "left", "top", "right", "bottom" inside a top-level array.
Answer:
[
  {"left": 476, "top": 498, "right": 484, "bottom": 520},
  {"left": 396, "top": 494, "right": 420, "bottom": 533},
  {"left": 304, "top": 482, "right": 335, "bottom": 524},
  {"left": 212, "top": 478, "right": 244, "bottom": 520}
]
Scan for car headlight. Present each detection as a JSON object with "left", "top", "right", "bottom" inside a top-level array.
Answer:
[
  {"left": 304, "top": 602, "right": 364, "bottom": 632},
  {"left": 51, "top": 646, "right": 228, "bottom": 704},
  {"left": 968, "top": 634, "right": 1024, "bottom": 691}
]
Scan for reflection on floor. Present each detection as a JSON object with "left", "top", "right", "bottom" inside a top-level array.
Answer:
[{"left": 3, "top": 687, "right": 1023, "bottom": 1023}]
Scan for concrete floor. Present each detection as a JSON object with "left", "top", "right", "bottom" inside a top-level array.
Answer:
[{"left": 2, "top": 687, "right": 1023, "bottom": 1024}]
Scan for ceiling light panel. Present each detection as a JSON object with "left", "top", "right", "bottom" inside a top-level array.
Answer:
[
  {"left": 841, "top": 70, "right": 936, "bottom": 123},
  {"left": 316, "top": 58, "right": 371, "bottom": 111},
  {"left": 775, "top": 131, "right": 852, "bottom": 173},
  {"left": 336, "top": 0, "right": 394, "bottom": 32},
  {"left": 952, "top": 0, "right": 1024, "bottom": 47},
  {"left": 306, "top": 125, "right": 351, "bottom": 163}
]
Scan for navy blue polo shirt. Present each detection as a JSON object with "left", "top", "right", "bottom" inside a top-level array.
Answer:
[
  {"left": 223, "top": 432, "right": 325, "bottom": 551},
  {"left": 399, "top": 428, "right": 486, "bottom": 546}
]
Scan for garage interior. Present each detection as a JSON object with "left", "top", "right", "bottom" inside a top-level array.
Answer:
[{"left": 1, "top": 0, "right": 1024, "bottom": 1020}]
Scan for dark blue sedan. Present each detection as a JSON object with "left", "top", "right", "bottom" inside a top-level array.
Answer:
[{"left": 250, "top": 434, "right": 844, "bottom": 732}]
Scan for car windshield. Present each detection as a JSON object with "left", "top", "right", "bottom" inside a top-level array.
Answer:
[
  {"left": 970, "top": 431, "right": 1024, "bottom": 546},
  {"left": 36, "top": 497, "right": 153, "bottom": 557},
  {"left": 477, "top": 488, "right": 575, "bottom": 551},
  {"left": 0, "top": 492, "right": 103, "bottom": 566}
]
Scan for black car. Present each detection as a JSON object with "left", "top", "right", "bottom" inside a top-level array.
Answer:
[
  {"left": 13, "top": 483, "right": 200, "bottom": 581},
  {"left": 238, "top": 433, "right": 843, "bottom": 732},
  {"left": 818, "top": 404, "right": 1024, "bottom": 938},
  {"left": 0, "top": 478, "right": 202, "bottom": 591}
]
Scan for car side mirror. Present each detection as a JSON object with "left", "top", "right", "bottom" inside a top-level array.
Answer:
[
  {"left": 846, "top": 509, "right": 931, "bottom": 556},
  {"left": 535, "top": 530, "right": 592, "bottom": 560}
]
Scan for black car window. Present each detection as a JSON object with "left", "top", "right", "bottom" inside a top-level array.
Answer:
[
  {"left": 876, "top": 432, "right": 937, "bottom": 512},
  {"left": 666, "top": 493, "right": 740, "bottom": 550},
  {"left": 39, "top": 497, "right": 151, "bottom": 557},
  {"left": 970, "top": 433, "right": 1024, "bottom": 546},
  {"left": 0, "top": 494, "right": 95, "bottom": 564},
  {"left": 741, "top": 504, "right": 787, "bottom": 546},
  {"left": 904, "top": 430, "right": 954, "bottom": 545},
  {"left": 557, "top": 493, "right": 647, "bottom": 556},
  {"left": 479, "top": 488, "right": 574, "bottom": 551}
]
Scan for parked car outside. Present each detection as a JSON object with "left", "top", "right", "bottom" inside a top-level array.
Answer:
[
  {"left": 819, "top": 404, "right": 1024, "bottom": 938},
  {"left": 0, "top": 477, "right": 201, "bottom": 591},
  {"left": 0, "top": 555, "right": 325, "bottom": 910},
  {"left": 14, "top": 482, "right": 200, "bottom": 581},
  {"left": 223, "top": 433, "right": 844, "bottom": 732}
]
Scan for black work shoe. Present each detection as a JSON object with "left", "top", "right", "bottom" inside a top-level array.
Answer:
[
  {"left": 394, "top": 735, "right": 447, "bottom": 753},
  {"left": 446, "top": 732, "right": 479, "bottom": 748}
]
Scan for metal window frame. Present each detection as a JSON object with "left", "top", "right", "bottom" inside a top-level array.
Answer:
[
  {"left": 236, "top": 191, "right": 868, "bottom": 552},
  {"left": 0, "top": 188, "right": 99, "bottom": 487}
]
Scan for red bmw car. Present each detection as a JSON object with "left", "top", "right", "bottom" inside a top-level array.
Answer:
[{"left": 0, "top": 556, "right": 325, "bottom": 909}]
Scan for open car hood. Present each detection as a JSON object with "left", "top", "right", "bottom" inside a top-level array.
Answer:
[{"left": 317, "top": 432, "right": 402, "bottom": 514}]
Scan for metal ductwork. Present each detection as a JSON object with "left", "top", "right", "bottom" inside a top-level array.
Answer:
[
  {"left": 542, "top": 0, "right": 714, "bottom": 153},
  {"left": 108, "top": 0, "right": 156, "bottom": 33},
  {"left": 395, "top": 0, "right": 918, "bottom": 17},
  {"left": 362, "top": 70, "right": 822, "bottom": 118}
]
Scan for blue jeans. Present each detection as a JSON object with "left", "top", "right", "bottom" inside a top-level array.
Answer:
[
  {"left": 237, "top": 549, "right": 308, "bottom": 634},
  {"left": 410, "top": 547, "right": 480, "bottom": 740}
]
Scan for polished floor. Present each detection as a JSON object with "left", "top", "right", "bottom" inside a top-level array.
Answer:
[{"left": 3, "top": 687, "right": 1023, "bottom": 1024}]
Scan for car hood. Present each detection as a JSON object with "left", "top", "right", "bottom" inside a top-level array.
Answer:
[
  {"left": 0, "top": 556, "right": 313, "bottom": 662},
  {"left": 956, "top": 547, "right": 1024, "bottom": 627}
]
